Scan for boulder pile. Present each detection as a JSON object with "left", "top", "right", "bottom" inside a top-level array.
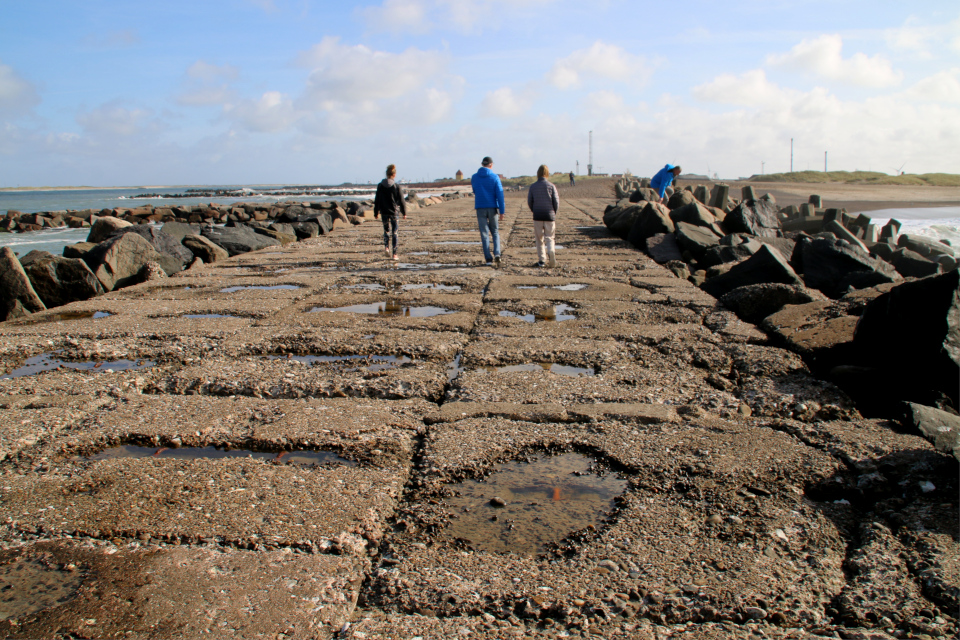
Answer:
[
  {"left": 606, "top": 179, "right": 960, "bottom": 438},
  {"left": 0, "top": 195, "right": 444, "bottom": 323}
]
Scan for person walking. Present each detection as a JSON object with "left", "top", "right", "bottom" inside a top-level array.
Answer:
[
  {"left": 568, "top": 171, "right": 575, "bottom": 186},
  {"left": 650, "top": 164, "right": 681, "bottom": 205},
  {"left": 471, "top": 156, "right": 505, "bottom": 267},
  {"left": 373, "top": 164, "right": 406, "bottom": 260},
  {"left": 528, "top": 165, "right": 560, "bottom": 268}
]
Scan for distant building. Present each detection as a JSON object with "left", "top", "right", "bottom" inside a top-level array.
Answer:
[{"left": 456, "top": 170, "right": 463, "bottom": 181}]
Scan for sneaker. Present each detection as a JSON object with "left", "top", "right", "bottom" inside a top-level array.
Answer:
[
  {"left": 485, "top": 261, "right": 494, "bottom": 267},
  {"left": 494, "top": 256, "right": 501, "bottom": 268},
  {"left": 547, "top": 251, "right": 557, "bottom": 268},
  {"left": 384, "top": 247, "right": 391, "bottom": 257},
  {"left": 392, "top": 254, "right": 398, "bottom": 261}
]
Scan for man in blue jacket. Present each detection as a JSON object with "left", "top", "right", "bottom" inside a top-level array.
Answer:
[
  {"left": 471, "top": 156, "right": 505, "bottom": 267},
  {"left": 650, "top": 164, "right": 681, "bottom": 204}
]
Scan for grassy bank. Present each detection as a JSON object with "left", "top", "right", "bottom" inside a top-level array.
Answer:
[{"left": 747, "top": 171, "right": 960, "bottom": 187}]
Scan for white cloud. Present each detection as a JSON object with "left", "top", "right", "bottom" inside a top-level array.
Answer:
[
  {"left": 177, "top": 61, "right": 240, "bottom": 106},
  {"left": 693, "top": 69, "right": 799, "bottom": 108},
  {"left": 362, "top": 0, "right": 429, "bottom": 34},
  {"left": 481, "top": 87, "right": 535, "bottom": 119},
  {"left": 297, "top": 37, "right": 448, "bottom": 105},
  {"left": 766, "top": 34, "right": 902, "bottom": 88},
  {"left": 547, "top": 41, "right": 654, "bottom": 90},
  {"left": 884, "top": 16, "right": 960, "bottom": 59},
  {"left": 903, "top": 69, "right": 960, "bottom": 103},
  {"left": 0, "top": 62, "right": 40, "bottom": 117},
  {"left": 226, "top": 91, "right": 299, "bottom": 133},
  {"left": 75, "top": 102, "right": 158, "bottom": 137}
]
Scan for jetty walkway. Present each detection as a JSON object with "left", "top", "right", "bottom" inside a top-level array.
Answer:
[{"left": 0, "top": 186, "right": 955, "bottom": 639}]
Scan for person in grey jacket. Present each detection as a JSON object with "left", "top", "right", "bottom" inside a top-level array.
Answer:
[
  {"left": 527, "top": 164, "right": 560, "bottom": 268},
  {"left": 373, "top": 164, "right": 407, "bottom": 260}
]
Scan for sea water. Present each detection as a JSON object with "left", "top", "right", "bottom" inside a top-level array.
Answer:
[{"left": 0, "top": 186, "right": 379, "bottom": 257}]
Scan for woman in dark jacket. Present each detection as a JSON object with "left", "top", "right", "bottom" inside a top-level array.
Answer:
[
  {"left": 373, "top": 164, "right": 407, "bottom": 260},
  {"left": 526, "top": 164, "right": 560, "bottom": 267}
]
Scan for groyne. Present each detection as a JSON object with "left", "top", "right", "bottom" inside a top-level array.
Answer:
[{"left": 0, "top": 184, "right": 955, "bottom": 639}]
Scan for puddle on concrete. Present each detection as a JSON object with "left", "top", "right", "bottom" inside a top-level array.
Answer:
[
  {"left": 267, "top": 354, "right": 413, "bottom": 372},
  {"left": 181, "top": 314, "right": 242, "bottom": 319},
  {"left": 219, "top": 285, "right": 302, "bottom": 293},
  {"left": 12, "top": 310, "right": 113, "bottom": 324},
  {"left": 443, "top": 230, "right": 463, "bottom": 233},
  {"left": 447, "top": 353, "right": 464, "bottom": 382},
  {"left": 499, "top": 304, "right": 576, "bottom": 323},
  {"left": 1, "top": 354, "right": 156, "bottom": 379},
  {"left": 0, "top": 557, "right": 84, "bottom": 621},
  {"left": 400, "top": 283, "right": 462, "bottom": 291},
  {"left": 347, "top": 284, "right": 388, "bottom": 292},
  {"left": 515, "top": 284, "right": 588, "bottom": 291},
  {"left": 309, "top": 301, "right": 454, "bottom": 317},
  {"left": 442, "top": 452, "right": 627, "bottom": 556},
  {"left": 434, "top": 241, "right": 482, "bottom": 246},
  {"left": 83, "top": 445, "right": 356, "bottom": 466},
  {"left": 396, "top": 263, "right": 468, "bottom": 270},
  {"left": 409, "top": 252, "right": 430, "bottom": 256},
  {"left": 481, "top": 363, "right": 595, "bottom": 377}
]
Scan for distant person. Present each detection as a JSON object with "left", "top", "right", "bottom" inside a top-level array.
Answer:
[
  {"left": 650, "top": 164, "right": 681, "bottom": 205},
  {"left": 373, "top": 164, "right": 407, "bottom": 260},
  {"left": 471, "top": 156, "right": 505, "bottom": 267},
  {"left": 528, "top": 164, "right": 560, "bottom": 268},
  {"left": 569, "top": 171, "right": 575, "bottom": 186}
]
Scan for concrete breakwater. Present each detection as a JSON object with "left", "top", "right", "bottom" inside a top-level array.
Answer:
[{"left": 0, "top": 185, "right": 956, "bottom": 638}]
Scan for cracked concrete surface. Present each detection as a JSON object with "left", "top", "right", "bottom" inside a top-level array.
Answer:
[{"left": 0, "top": 183, "right": 956, "bottom": 639}]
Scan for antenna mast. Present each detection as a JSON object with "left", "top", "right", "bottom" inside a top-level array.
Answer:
[{"left": 588, "top": 131, "right": 593, "bottom": 176}]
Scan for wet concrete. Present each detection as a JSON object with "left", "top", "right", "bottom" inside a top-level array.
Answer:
[{"left": 0, "top": 184, "right": 955, "bottom": 639}]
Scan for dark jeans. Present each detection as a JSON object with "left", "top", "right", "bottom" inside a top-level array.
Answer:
[
  {"left": 476, "top": 208, "right": 501, "bottom": 262},
  {"left": 382, "top": 216, "right": 398, "bottom": 253}
]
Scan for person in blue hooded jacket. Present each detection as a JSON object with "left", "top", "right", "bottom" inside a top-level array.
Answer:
[
  {"left": 650, "top": 164, "right": 682, "bottom": 205},
  {"left": 471, "top": 156, "right": 505, "bottom": 267}
]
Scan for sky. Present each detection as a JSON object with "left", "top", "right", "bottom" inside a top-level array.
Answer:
[{"left": 1, "top": 0, "right": 959, "bottom": 187}]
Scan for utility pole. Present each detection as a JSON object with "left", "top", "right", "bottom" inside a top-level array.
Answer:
[
  {"left": 824, "top": 151, "right": 828, "bottom": 173},
  {"left": 576, "top": 160, "right": 579, "bottom": 175},
  {"left": 790, "top": 138, "right": 794, "bottom": 173},
  {"left": 588, "top": 131, "right": 593, "bottom": 177}
]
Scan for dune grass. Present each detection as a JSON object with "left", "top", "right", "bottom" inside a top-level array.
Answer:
[{"left": 747, "top": 171, "right": 960, "bottom": 186}]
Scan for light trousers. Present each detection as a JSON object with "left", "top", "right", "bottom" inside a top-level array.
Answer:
[{"left": 534, "top": 219, "right": 555, "bottom": 263}]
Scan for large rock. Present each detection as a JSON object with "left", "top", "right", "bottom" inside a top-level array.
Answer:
[
  {"left": 20, "top": 252, "right": 104, "bottom": 308},
  {"left": 723, "top": 198, "right": 782, "bottom": 238},
  {"left": 901, "top": 403, "right": 960, "bottom": 461},
  {"left": 628, "top": 188, "right": 660, "bottom": 203},
  {"left": 890, "top": 247, "right": 942, "bottom": 278},
  {"left": 763, "top": 300, "right": 860, "bottom": 371},
  {"left": 603, "top": 204, "right": 642, "bottom": 239},
  {"left": 665, "top": 189, "right": 696, "bottom": 209},
  {"left": 675, "top": 221, "right": 721, "bottom": 261},
  {"left": 277, "top": 205, "right": 306, "bottom": 223},
  {"left": 797, "top": 236, "right": 902, "bottom": 299},
  {"left": 669, "top": 202, "right": 725, "bottom": 237},
  {"left": 0, "top": 247, "right": 46, "bottom": 321},
  {"left": 700, "top": 241, "right": 759, "bottom": 268},
  {"left": 290, "top": 220, "right": 321, "bottom": 240},
  {"left": 719, "top": 283, "right": 826, "bottom": 325},
  {"left": 853, "top": 270, "right": 960, "bottom": 409},
  {"left": 298, "top": 211, "right": 333, "bottom": 235},
  {"left": 898, "top": 233, "right": 957, "bottom": 260},
  {"left": 86, "top": 216, "right": 133, "bottom": 243},
  {"left": 253, "top": 226, "right": 297, "bottom": 245},
  {"left": 625, "top": 202, "right": 674, "bottom": 246},
  {"left": 63, "top": 242, "right": 98, "bottom": 261},
  {"left": 181, "top": 234, "right": 230, "bottom": 263},
  {"left": 700, "top": 245, "right": 803, "bottom": 298},
  {"left": 645, "top": 233, "right": 683, "bottom": 263},
  {"left": 86, "top": 233, "right": 178, "bottom": 292},
  {"left": 201, "top": 225, "right": 281, "bottom": 256},
  {"left": 112, "top": 226, "right": 193, "bottom": 269},
  {"left": 160, "top": 221, "right": 201, "bottom": 242}
]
